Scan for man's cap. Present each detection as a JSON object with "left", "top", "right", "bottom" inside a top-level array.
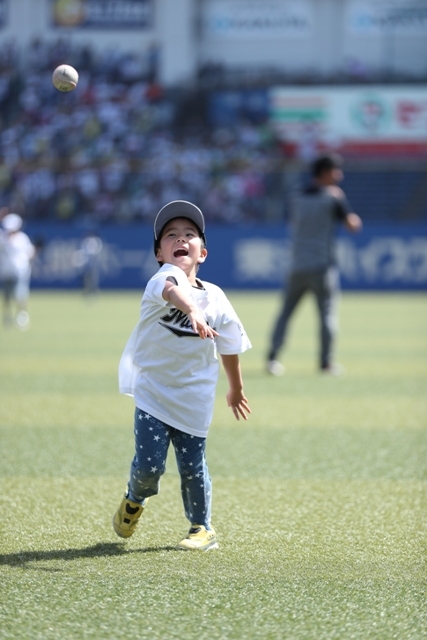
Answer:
[
  {"left": 154, "top": 200, "right": 205, "bottom": 242},
  {"left": 311, "top": 152, "right": 343, "bottom": 177},
  {"left": 2, "top": 213, "right": 23, "bottom": 232}
]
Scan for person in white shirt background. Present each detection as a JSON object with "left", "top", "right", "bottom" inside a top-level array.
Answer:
[
  {"left": 0, "top": 212, "right": 35, "bottom": 330},
  {"left": 113, "top": 200, "right": 252, "bottom": 551}
]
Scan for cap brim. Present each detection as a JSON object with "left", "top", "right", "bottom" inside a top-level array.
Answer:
[{"left": 154, "top": 201, "right": 205, "bottom": 240}]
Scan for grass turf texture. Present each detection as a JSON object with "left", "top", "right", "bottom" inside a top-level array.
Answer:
[{"left": 0, "top": 291, "right": 426, "bottom": 640}]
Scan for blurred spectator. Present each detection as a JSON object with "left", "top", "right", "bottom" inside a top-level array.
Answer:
[
  {"left": 0, "top": 211, "right": 35, "bottom": 329},
  {"left": 73, "top": 232, "right": 104, "bottom": 297},
  {"left": 0, "top": 38, "right": 285, "bottom": 225},
  {"left": 0, "top": 37, "right": 425, "bottom": 229}
]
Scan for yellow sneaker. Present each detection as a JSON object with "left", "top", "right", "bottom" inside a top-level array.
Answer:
[
  {"left": 113, "top": 496, "right": 147, "bottom": 539},
  {"left": 177, "top": 525, "right": 218, "bottom": 551}
]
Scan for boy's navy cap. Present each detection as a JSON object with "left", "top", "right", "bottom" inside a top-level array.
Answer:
[
  {"left": 154, "top": 201, "right": 206, "bottom": 251},
  {"left": 154, "top": 200, "right": 205, "bottom": 240}
]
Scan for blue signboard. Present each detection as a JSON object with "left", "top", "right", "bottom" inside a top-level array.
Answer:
[
  {"left": 0, "top": 0, "right": 6, "bottom": 27},
  {"left": 208, "top": 90, "right": 270, "bottom": 127},
  {"left": 51, "top": 0, "right": 153, "bottom": 29},
  {"left": 26, "top": 222, "right": 427, "bottom": 291}
]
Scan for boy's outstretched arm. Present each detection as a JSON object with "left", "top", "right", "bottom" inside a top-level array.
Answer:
[
  {"left": 221, "top": 354, "right": 251, "bottom": 421},
  {"left": 162, "top": 279, "right": 219, "bottom": 339}
]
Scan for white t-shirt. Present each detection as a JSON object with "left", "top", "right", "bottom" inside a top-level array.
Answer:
[
  {"left": 119, "top": 263, "right": 251, "bottom": 437},
  {"left": 0, "top": 230, "right": 35, "bottom": 280}
]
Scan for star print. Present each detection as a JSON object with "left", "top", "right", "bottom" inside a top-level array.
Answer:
[
  {"left": 138, "top": 413, "right": 143, "bottom": 420},
  {"left": 149, "top": 426, "right": 153, "bottom": 431},
  {"left": 147, "top": 457, "right": 151, "bottom": 461},
  {"left": 188, "top": 475, "right": 193, "bottom": 480},
  {"left": 181, "top": 447, "right": 187, "bottom": 453},
  {"left": 144, "top": 413, "right": 151, "bottom": 420},
  {"left": 151, "top": 466, "right": 158, "bottom": 473},
  {"left": 139, "top": 445, "right": 143, "bottom": 449},
  {"left": 154, "top": 435, "right": 160, "bottom": 441}
]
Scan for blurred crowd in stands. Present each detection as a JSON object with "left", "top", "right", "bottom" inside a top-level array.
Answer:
[
  {"left": 1, "top": 38, "right": 426, "bottom": 227},
  {"left": 0, "top": 38, "right": 286, "bottom": 225}
]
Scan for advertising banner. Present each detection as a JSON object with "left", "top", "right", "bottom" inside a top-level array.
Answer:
[
  {"left": 27, "top": 223, "right": 427, "bottom": 292},
  {"left": 203, "top": 0, "right": 313, "bottom": 38},
  {"left": 51, "top": 0, "right": 153, "bottom": 29},
  {"left": 270, "top": 86, "right": 427, "bottom": 153},
  {"left": 346, "top": 0, "right": 427, "bottom": 35}
]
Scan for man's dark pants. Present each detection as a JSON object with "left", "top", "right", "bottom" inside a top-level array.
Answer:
[{"left": 268, "top": 266, "right": 340, "bottom": 370}]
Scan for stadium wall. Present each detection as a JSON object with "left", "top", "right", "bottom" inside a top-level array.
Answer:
[{"left": 27, "top": 222, "right": 427, "bottom": 291}]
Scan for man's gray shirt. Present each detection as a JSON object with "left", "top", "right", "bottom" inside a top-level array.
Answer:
[{"left": 289, "top": 185, "right": 351, "bottom": 273}]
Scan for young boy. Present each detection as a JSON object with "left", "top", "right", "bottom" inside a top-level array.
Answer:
[{"left": 113, "top": 200, "right": 251, "bottom": 550}]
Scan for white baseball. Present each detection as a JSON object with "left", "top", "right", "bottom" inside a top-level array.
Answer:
[{"left": 52, "top": 65, "right": 79, "bottom": 92}]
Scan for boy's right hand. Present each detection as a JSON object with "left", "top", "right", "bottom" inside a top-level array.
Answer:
[
  {"left": 188, "top": 307, "right": 219, "bottom": 339},
  {"left": 162, "top": 280, "right": 218, "bottom": 339}
]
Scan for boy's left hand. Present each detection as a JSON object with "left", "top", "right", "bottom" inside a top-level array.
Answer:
[{"left": 226, "top": 390, "right": 251, "bottom": 421}]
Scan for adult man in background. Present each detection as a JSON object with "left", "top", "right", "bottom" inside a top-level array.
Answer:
[
  {"left": 0, "top": 213, "right": 35, "bottom": 329},
  {"left": 266, "top": 153, "right": 362, "bottom": 376}
]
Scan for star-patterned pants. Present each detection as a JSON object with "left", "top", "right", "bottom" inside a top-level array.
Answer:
[{"left": 127, "top": 408, "right": 212, "bottom": 528}]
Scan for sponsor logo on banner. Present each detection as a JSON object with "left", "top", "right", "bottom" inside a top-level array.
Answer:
[
  {"left": 31, "top": 239, "right": 157, "bottom": 282},
  {"left": 351, "top": 93, "right": 390, "bottom": 134},
  {"left": 396, "top": 100, "right": 427, "bottom": 129},
  {"left": 270, "top": 86, "right": 427, "bottom": 145},
  {"left": 270, "top": 91, "right": 327, "bottom": 141},
  {"left": 234, "top": 239, "right": 291, "bottom": 282},
  {"left": 337, "top": 237, "right": 427, "bottom": 284},
  {"left": 346, "top": 0, "right": 427, "bottom": 34},
  {"left": 234, "top": 237, "right": 427, "bottom": 286},
  {"left": 203, "top": 0, "right": 313, "bottom": 38},
  {"left": 51, "top": 0, "right": 153, "bottom": 29}
]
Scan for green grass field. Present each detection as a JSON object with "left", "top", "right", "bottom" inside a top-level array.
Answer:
[{"left": 1, "top": 291, "right": 426, "bottom": 640}]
